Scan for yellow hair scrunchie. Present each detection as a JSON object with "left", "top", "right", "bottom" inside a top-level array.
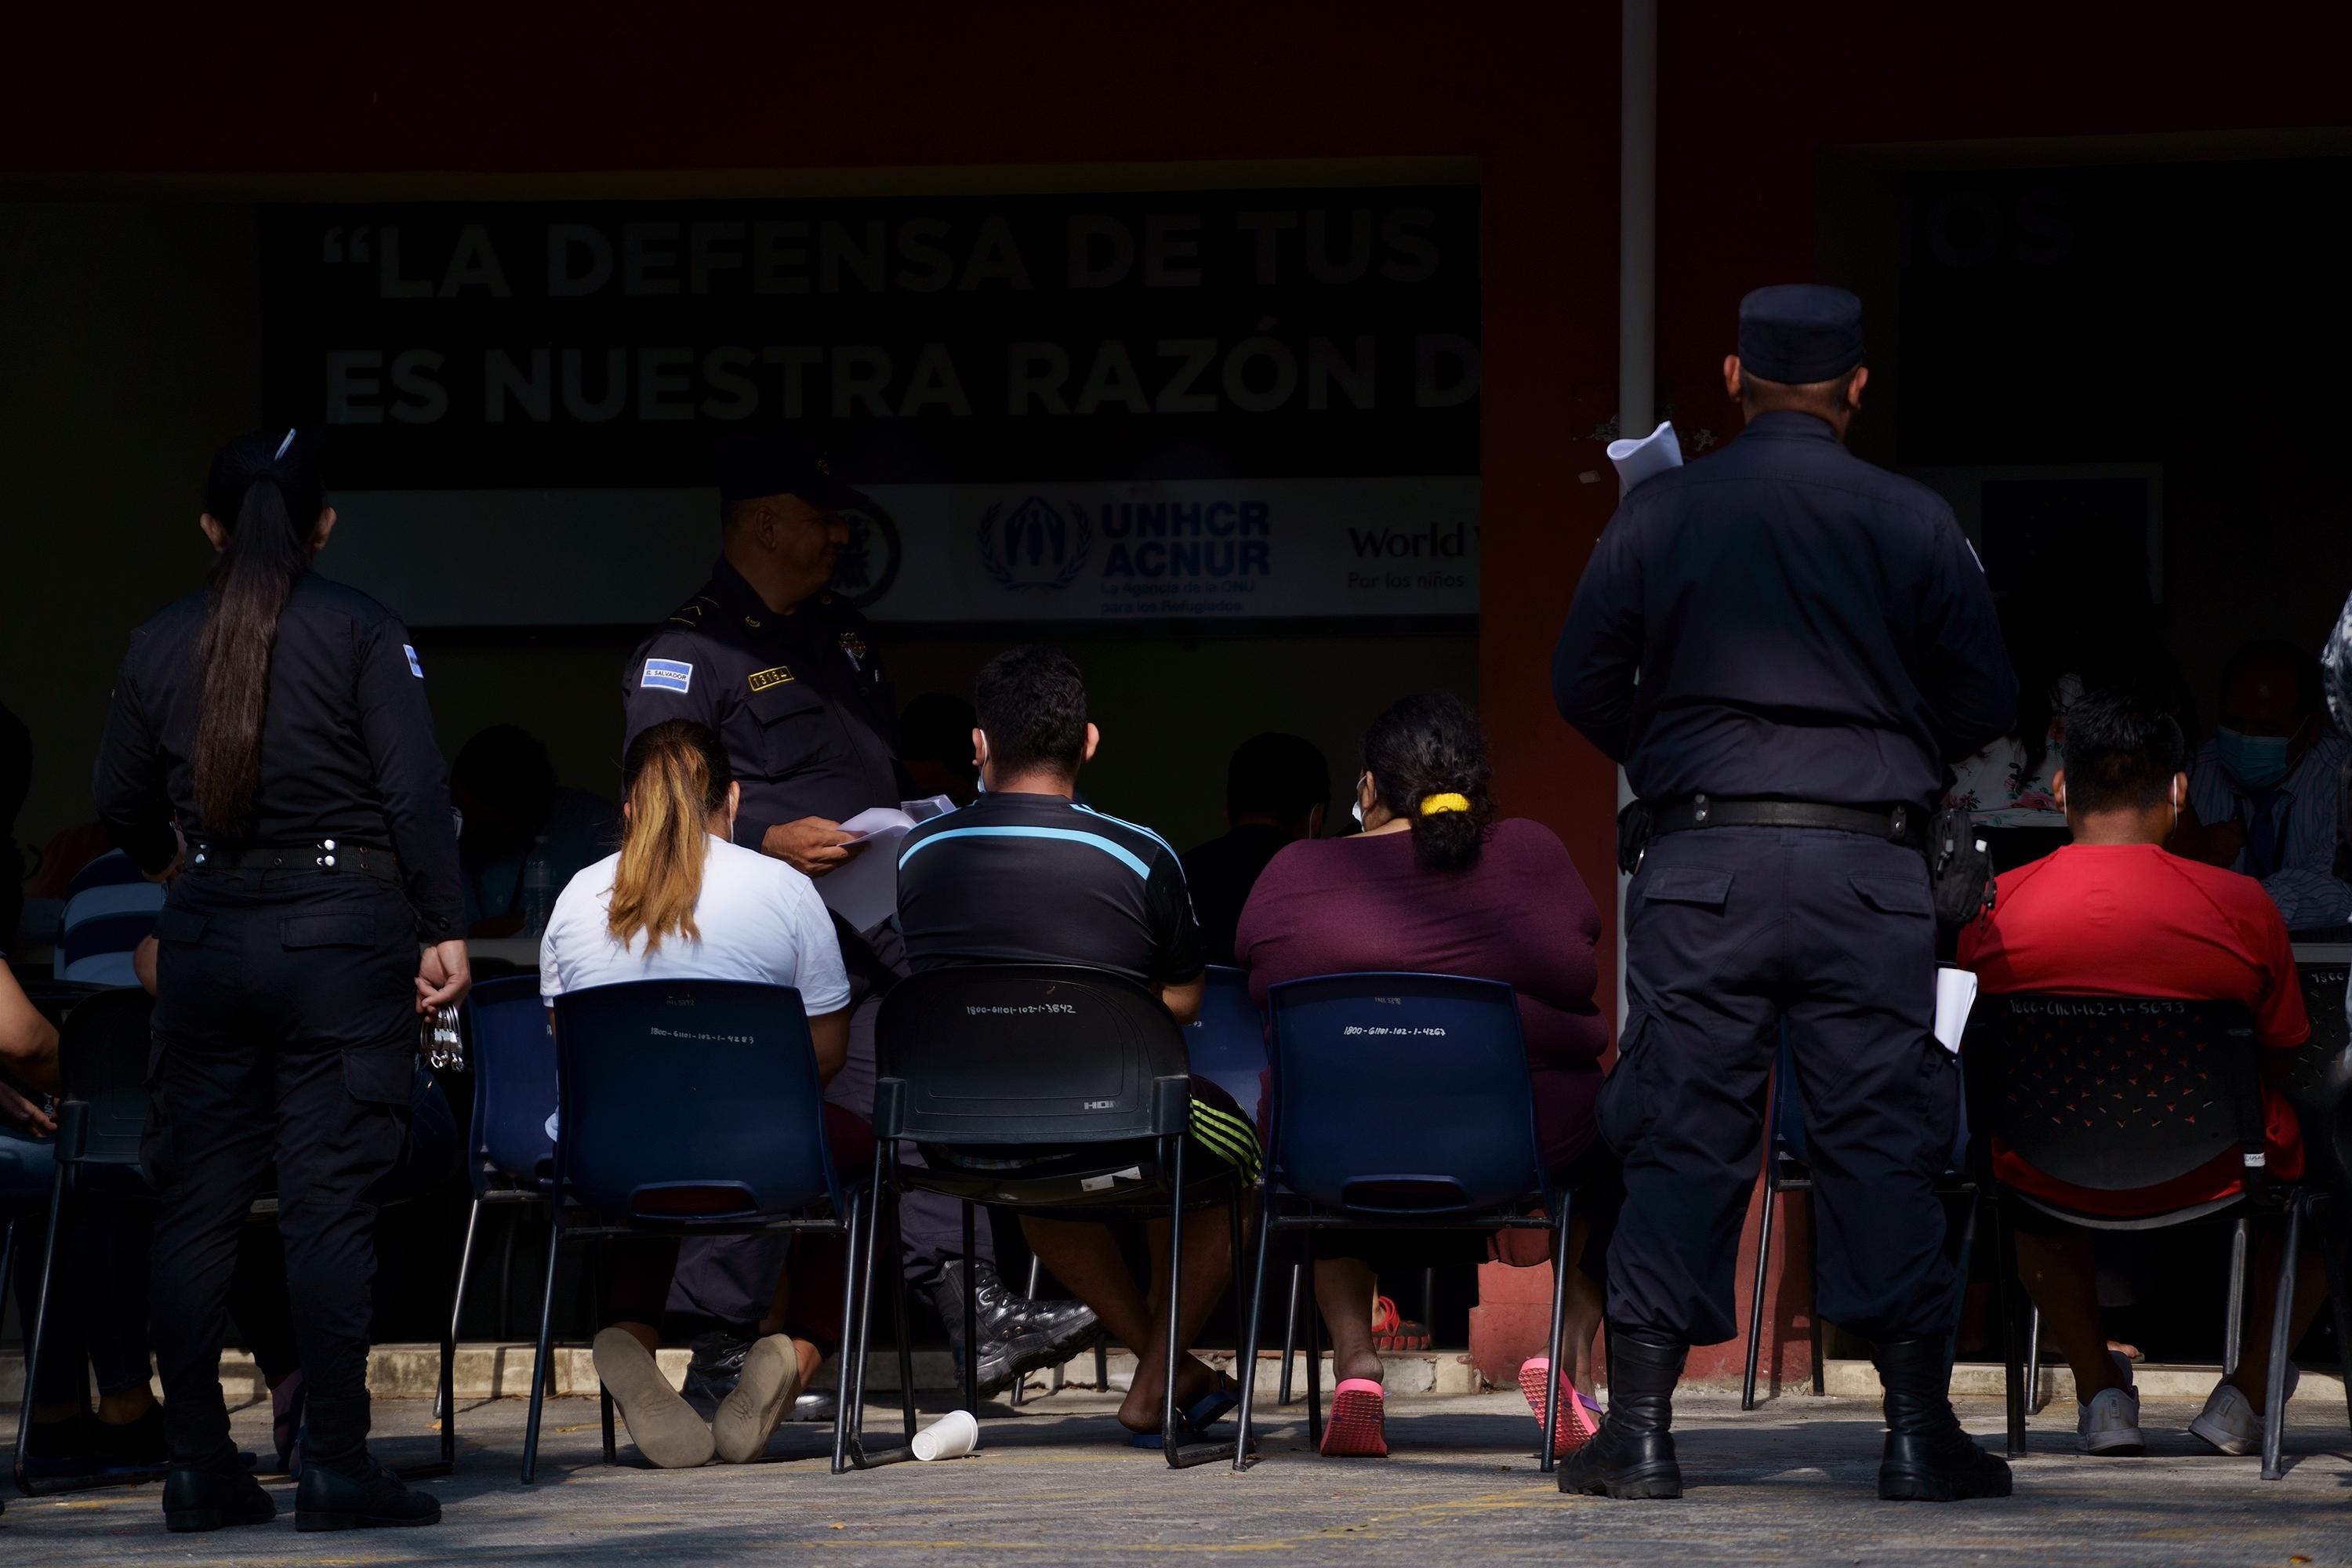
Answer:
[{"left": 1419, "top": 793, "right": 1472, "bottom": 816}]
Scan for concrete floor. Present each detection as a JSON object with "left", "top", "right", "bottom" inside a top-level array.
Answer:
[{"left": 5, "top": 1386, "right": 2350, "bottom": 1566}]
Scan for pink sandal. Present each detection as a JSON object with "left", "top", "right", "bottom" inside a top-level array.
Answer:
[
  {"left": 1516, "top": 1356, "right": 1601, "bottom": 1457},
  {"left": 1320, "top": 1378, "right": 1389, "bottom": 1458}
]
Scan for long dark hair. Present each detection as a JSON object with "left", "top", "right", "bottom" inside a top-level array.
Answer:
[
  {"left": 1362, "top": 692, "right": 1496, "bottom": 871},
  {"left": 191, "top": 430, "right": 323, "bottom": 837}
]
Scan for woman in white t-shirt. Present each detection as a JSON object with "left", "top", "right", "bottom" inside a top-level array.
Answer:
[{"left": 539, "top": 718, "right": 864, "bottom": 1470}]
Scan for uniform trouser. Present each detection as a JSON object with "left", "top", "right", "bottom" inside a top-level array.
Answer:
[
  {"left": 1600, "top": 826, "right": 1960, "bottom": 1346},
  {"left": 666, "top": 918, "right": 991, "bottom": 1325},
  {"left": 145, "top": 869, "right": 417, "bottom": 1475}
]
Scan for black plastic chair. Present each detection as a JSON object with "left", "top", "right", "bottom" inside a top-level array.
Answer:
[
  {"left": 2280, "top": 949, "right": 2352, "bottom": 1477},
  {"left": 1973, "top": 993, "right": 2350, "bottom": 1477},
  {"left": 525, "top": 978, "right": 862, "bottom": 1483},
  {"left": 840, "top": 964, "right": 1250, "bottom": 1472},
  {"left": 13, "top": 988, "right": 459, "bottom": 1493},
  {"left": 1741, "top": 1022, "right": 1987, "bottom": 1409},
  {"left": 437, "top": 974, "right": 556, "bottom": 1464},
  {"left": 1235, "top": 972, "right": 1572, "bottom": 1473}
]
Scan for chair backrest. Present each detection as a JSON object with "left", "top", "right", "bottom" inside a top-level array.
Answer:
[
  {"left": 64, "top": 850, "right": 146, "bottom": 898},
  {"left": 60, "top": 882, "right": 164, "bottom": 974},
  {"left": 2287, "top": 952, "right": 2351, "bottom": 1184},
  {"left": 550, "top": 978, "right": 842, "bottom": 1219},
  {"left": 1188, "top": 965, "right": 1269, "bottom": 1120},
  {"left": 465, "top": 974, "right": 557, "bottom": 1192},
  {"left": 1982, "top": 994, "right": 2261, "bottom": 1194},
  {"left": 874, "top": 964, "right": 1190, "bottom": 1146},
  {"left": 1265, "top": 971, "right": 1547, "bottom": 1216},
  {"left": 56, "top": 987, "right": 157, "bottom": 1168}
]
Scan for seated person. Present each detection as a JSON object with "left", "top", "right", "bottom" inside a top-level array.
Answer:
[
  {"left": 540, "top": 719, "right": 864, "bottom": 1468},
  {"left": 450, "top": 724, "right": 619, "bottom": 938},
  {"left": 895, "top": 647, "right": 1260, "bottom": 1444},
  {"left": 1183, "top": 732, "right": 1330, "bottom": 968},
  {"left": 2176, "top": 641, "right": 2351, "bottom": 932},
  {"left": 1236, "top": 692, "right": 1615, "bottom": 1458},
  {"left": 1959, "top": 687, "right": 2331, "bottom": 1457}
]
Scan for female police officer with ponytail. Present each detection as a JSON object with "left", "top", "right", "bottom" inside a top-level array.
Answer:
[{"left": 93, "top": 430, "right": 468, "bottom": 1534}]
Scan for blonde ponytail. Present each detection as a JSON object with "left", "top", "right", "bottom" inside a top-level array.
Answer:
[{"left": 608, "top": 720, "right": 731, "bottom": 953}]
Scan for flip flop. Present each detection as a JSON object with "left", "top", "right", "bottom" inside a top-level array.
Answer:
[
  {"left": 1371, "top": 1295, "right": 1432, "bottom": 1352},
  {"left": 1516, "top": 1356, "right": 1602, "bottom": 1457},
  {"left": 1319, "top": 1377, "right": 1388, "bottom": 1458},
  {"left": 1128, "top": 1372, "right": 1241, "bottom": 1449}
]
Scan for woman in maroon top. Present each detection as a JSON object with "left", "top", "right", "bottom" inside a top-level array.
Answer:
[{"left": 1236, "top": 693, "right": 1614, "bottom": 1457}]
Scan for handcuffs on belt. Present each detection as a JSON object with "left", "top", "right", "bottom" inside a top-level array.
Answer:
[{"left": 421, "top": 1003, "right": 465, "bottom": 1071}]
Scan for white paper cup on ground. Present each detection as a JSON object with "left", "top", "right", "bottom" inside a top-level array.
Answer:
[{"left": 911, "top": 1410, "right": 979, "bottom": 1461}]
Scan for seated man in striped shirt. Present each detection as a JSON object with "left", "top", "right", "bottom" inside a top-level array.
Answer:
[{"left": 894, "top": 645, "right": 1258, "bottom": 1445}]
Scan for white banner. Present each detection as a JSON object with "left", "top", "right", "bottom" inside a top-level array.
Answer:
[{"left": 329, "top": 477, "right": 1478, "bottom": 628}]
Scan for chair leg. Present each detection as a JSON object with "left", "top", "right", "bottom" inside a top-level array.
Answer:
[
  {"left": 1421, "top": 1265, "right": 1437, "bottom": 1344},
  {"left": 1993, "top": 1200, "right": 2027, "bottom": 1459},
  {"left": 592, "top": 1236, "right": 617, "bottom": 1465},
  {"left": 2261, "top": 1196, "right": 2307, "bottom": 1481},
  {"left": 1540, "top": 1199, "right": 1574, "bottom": 1475},
  {"left": 2225, "top": 1214, "right": 2251, "bottom": 1377},
  {"left": 2025, "top": 1305, "right": 2044, "bottom": 1414},
  {"left": 1160, "top": 1132, "right": 1188, "bottom": 1470},
  {"left": 12, "top": 1165, "right": 70, "bottom": 1497},
  {"left": 840, "top": 1175, "right": 887, "bottom": 1468},
  {"left": 960, "top": 1202, "right": 980, "bottom": 1417},
  {"left": 1804, "top": 1192, "right": 1824, "bottom": 1398},
  {"left": 889, "top": 1197, "right": 917, "bottom": 1443},
  {"left": 498, "top": 1207, "right": 521, "bottom": 1339},
  {"left": 1302, "top": 1230, "right": 1323, "bottom": 1448},
  {"left": 830, "top": 1192, "right": 863, "bottom": 1475},
  {"left": 521, "top": 1211, "right": 564, "bottom": 1485},
  {"left": 440, "top": 1196, "right": 478, "bottom": 1468},
  {"left": 1233, "top": 1189, "right": 1276, "bottom": 1473},
  {"left": 1279, "top": 1261, "right": 1301, "bottom": 1405},
  {"left": 2318, "top": 1196, "right": 2352, "bottom": 1439},
  {"left": 1742, "top": 1171, "right": 1780, "bottom": 1410}
]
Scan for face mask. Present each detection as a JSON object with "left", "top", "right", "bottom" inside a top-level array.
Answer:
[
  {"left": 1350, "top": 772, "right": 1370, "bottom": 828},
  {"left": 2215, "top": 727, "right": 2292, "bottom": 791}
]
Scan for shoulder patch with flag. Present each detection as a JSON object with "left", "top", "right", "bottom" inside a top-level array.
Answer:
[
  {"left": 403, "top": 644, "right": 424, "bottom": 677},
  {"left": 641, "top": 658, "right": 694, "bottom": 694}
]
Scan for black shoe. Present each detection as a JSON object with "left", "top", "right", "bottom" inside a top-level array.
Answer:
[
  {"left": 294, "top": 1461, "right": 442, "bottom": 1531},
  {"left": 680, "top": 1329, "right": 753, "bottom": 1419},
  {"left": 163, "top": 1461, "right": 276, "bottom": 1534},
  {"left": 1556, "top": 1325, "right": 1686, "bottom": 1500},
  {"left": 931, "top": 1259, "right": 1100, "bottom": 1399},
  {"left": 1872, "top": 1337, "right": 2013, "bottom": 1501},
  {"left": 92, "top": 1405, "right": 170, "bottom": 1472}
]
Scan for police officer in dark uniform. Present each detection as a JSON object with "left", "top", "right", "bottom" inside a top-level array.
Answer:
[
  {"left": 622, "top": 434, "right": 1094, "bottom": 1399},
  {"left": 93, "top": 430, "right": 465, "bottom": 1533},
  {"left": 1552, "top": 288, "right": 2018, "bottom": 1503}
]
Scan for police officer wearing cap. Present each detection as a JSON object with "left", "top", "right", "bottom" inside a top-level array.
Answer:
[
  {"left": 622, "top": 433, "right": 1095, "bottom": 1401},
  {"left": 93, "top": 430, "right": 464, "bottom": 1533},
  {"left": 1552, "top": 287, "right": 2018, "bottom": 1503}
]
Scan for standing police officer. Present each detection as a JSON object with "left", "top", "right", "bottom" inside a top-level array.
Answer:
[
  {"left": 95, "top": 431, "right": 466, "bottom": 1533},
  {"left": 1552, "top": 288, "right": 2017, "bottom": 1503},
  {"left": 622, "top": 434, "right": 1094, "bottom": 1399}
]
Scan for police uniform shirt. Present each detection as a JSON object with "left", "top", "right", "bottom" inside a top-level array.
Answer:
[
  {"left": 894, "top": 793, "right": 1204, "bottom": 988},
  {"left": 1552, "top": 410, "right": 2016, "bottom": 808},
  {"left": 622, "top": 557, "right": 898, "bottom": 847},
  {"left": 91, "top": 575, "right": 466, "bottom": 940}
]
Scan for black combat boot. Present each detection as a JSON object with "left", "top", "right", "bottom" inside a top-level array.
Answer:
[
  {"left": 294, "top": 1459, "right": 442, "bottom": 1531},
  {"left": 1872, "top": 1337, "right": 2013, "bottom": 1501},
  {"left": 931, "top": 1258, "right": 1099, "bottom": 1399},
  {"left": 1555, "top": 1325, "right": 1687, "bottom": 1499},
  {"left": 162, "top": 1457, "right": 276, "bottom": 1534}
]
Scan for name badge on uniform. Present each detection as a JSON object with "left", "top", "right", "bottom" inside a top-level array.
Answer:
[
  {"left": 748, "top": 665, "right": 795, "bottom": 693},
  {"left": 641, "top": 658, "right": 694, "bottom": 694}
]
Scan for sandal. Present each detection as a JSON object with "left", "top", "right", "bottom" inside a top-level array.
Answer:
[
  {"left": 1370, "top": 1295, "right": 1431, "bottom": 1352},
  {"left": 1515, "top": 1356, "right": 1602, "bottom": 1457},
  {"left": 1320, "top": 1378, "right": 1389, "bottom": 1458}
]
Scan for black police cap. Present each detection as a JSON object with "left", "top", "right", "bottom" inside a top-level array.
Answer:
[
  {"left": 713, "top": 431, "right": 857, "bottom": 509},
  {"left": 1737, "top": 285, "right": 1865, "bottom": 385}
]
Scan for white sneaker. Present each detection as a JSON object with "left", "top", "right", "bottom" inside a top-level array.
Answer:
[
  {"left": 2188, "top": 1367, "right": 2299, "bottom": 1456},
  {"left": 2077, "top": 1384, "right": 2143, "bottom": 1455}
]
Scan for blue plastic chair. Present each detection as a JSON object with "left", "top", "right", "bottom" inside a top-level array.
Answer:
[
  {"left": 439, "top": 974, "right": 556, "bottom": 1462},
  {"left": 57, "top": 882, "right": 164, "bottom": 986},
  {"left": 1236, "top": 972, "right": 1572, "bottom": 1472},
  {"left": 524, "top": 978, "right": 862, "bottom": 1483},
  {"left": 1191, "top": 965, "right": 1271, "bottom": 1120}
]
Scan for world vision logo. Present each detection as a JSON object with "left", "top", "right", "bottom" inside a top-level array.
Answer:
[
  {"left": 747, "top": 666, "right": 796, "bottom": 692},
  {"left": 978, "top": 495, "right": 1091, "bottom": 590}
]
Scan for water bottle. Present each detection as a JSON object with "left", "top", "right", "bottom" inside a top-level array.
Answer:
[{"left": 521, "top": 836, "right": 554, "bottom": 935}]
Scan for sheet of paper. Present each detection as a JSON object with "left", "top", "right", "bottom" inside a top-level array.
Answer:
[
  {"left": 1933, "top": 965, "right": 1979, "bottom": 1054},
  {"left": 901, "top": 794, "right": 957, "bottom": 824},
  {"left": 837, "top": 806, "right": 918, "bottom": 845},
  {"left": 1606, "top": 419, "right": 1683, "bottom": 495}
]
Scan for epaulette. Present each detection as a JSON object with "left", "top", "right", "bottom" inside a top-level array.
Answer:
[{"left": 665, "top": 595, "right": 718, "bottom": 630}]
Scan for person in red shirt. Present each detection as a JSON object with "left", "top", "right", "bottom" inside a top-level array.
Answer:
[{"left": 1958, "top": 688, "right": 2330, "bottom": 1457}]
